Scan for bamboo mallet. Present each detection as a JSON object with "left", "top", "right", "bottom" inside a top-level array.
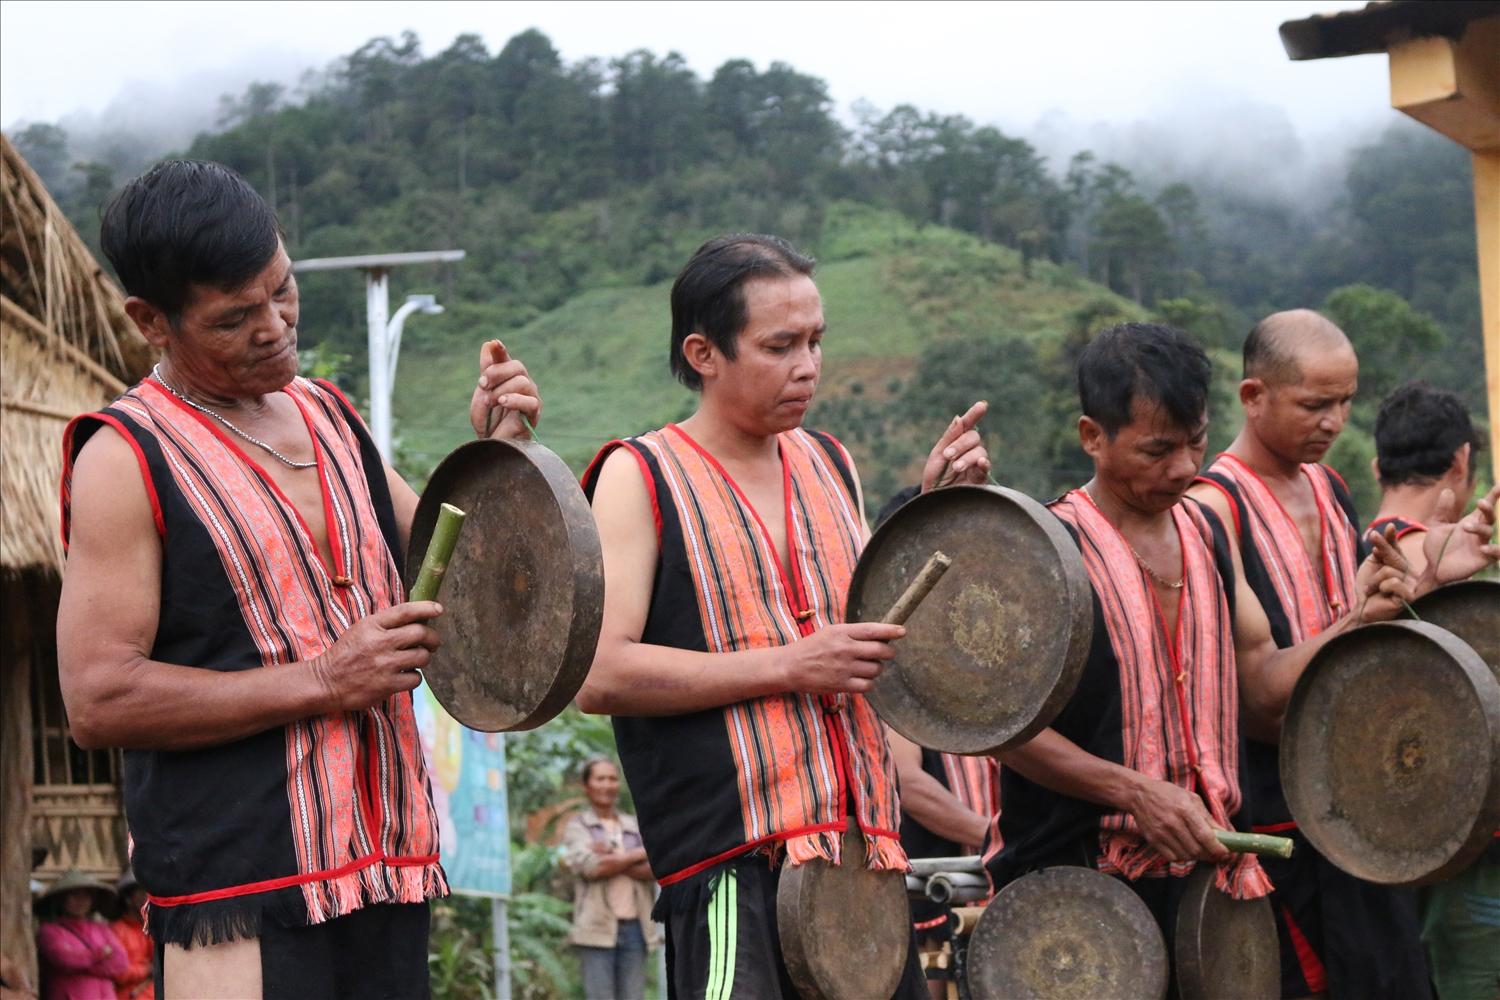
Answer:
[
  {"left": 409, "top": 503, "right": 467, "bottom": 603},
  {"left": 882, "top": 551, "right": 953, "bottom": 625},
  {"left": 1215, "top": 830, "right": 1294, "bottom": 859}
]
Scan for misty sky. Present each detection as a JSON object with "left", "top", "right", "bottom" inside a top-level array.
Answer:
[{"left": 3, "top": 0, "right": 1396, "bottom": 155}]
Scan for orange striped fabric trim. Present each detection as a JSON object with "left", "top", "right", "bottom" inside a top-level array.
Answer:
[
  {"left": 940, "top": 754, "right": 999, "bottom": 855},
  {"left": 1052, "top": 490, "right": 1270, "bottom": 900},
  {"left": 111, "top": 378, "right": 444, "bottom": 918},
  {"left": 637, "top": 424, "right": 906, "bottom": 870},
  {"left": 1210, "top": 454, "right": 1360, "bottom": 641}
]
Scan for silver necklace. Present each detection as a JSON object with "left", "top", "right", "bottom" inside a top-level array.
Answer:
[
  {"left": 1083, "top": 484, "right": 1185, "bottom": 589},
  {"left": 153, "top": 365, "right": 316, "bottom": 470}
]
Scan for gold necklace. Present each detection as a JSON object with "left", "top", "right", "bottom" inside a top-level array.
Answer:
[
  {"left": 154, "top": 365, "right": 316, "bottom": 470},
  {"left": 1084, "top": 484, "right": 1185, "bottom": 589}
]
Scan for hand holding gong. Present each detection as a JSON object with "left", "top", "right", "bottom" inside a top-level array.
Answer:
[
  {"left": 921, "top": 401, "right": 990, "bottom": 491},
  {"left": 471, "top": 339, "right": 542, "bottom": 440}
]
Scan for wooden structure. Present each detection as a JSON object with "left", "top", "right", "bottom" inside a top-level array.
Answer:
[
  {"left": 1, "top": 132, "right": 153, "bottom": 981},
  {"left": 1280, "top": 1, "right": 1500, "bottom": 480}
]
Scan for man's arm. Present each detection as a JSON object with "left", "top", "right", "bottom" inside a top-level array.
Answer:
[
  {"left": 576, "top": 448, "right": 904, "bottom": 717},
  {"left": 58, "top": 427, "right": 441, "bottom": 751},
  {"left": 1230, "top": 525, "right": 1412, "bottom": 740},
  {"left": 589, "top": 848, "right": 650, "bottom": 879},
  {"left": 1415, "top": 484, "right": 1500, "bottom": 593},
  {"left": 1186, "top": 481, "right": 1238, "bottom": 547},
  {"left": 885, "top": 727, "right": 988, "bottom": 849},
  {"left": 998, "top": 729, "right": 1228, "bottom": 863}
]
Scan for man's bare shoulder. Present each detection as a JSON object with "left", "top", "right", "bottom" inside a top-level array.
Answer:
[
  {"left": 591, "top": 445, "right": 657, "bottom": 535},
  {"left": 69, "top": 422, "right": 156, "bottom": 538},
  {"left": 1186, "top": 479, "right": 1238, "bottom": 542},
  {"left": 593, "top": 445, "right": 649, "bottom": 499}
]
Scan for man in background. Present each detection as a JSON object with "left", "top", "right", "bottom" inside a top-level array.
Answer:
[{"left": 1367, "top": 379, "right": 1498, "bottom": 1000}]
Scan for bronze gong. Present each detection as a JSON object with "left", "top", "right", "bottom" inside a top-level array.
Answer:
[
  {"left": 1281, "top": 621, "right": 1500, "bottom": 885},
  {"left": 776, "top": 819, "right": 911, "bottom": 1000},
  {"left": 1174, "top": 864, "right": 1279, "bottom": 1000},
  {"left": 845, "top": 485, "right": 1093, "bottom": 755},
  {"left": 1413, "top": 579, "right": 1500, "bottom": 681},
  {"left": 965, "top": 866, "right": 1168, "bottom": 1000},
  {"left": 405, "top": 438, "right": 603, "bottom": 732}
]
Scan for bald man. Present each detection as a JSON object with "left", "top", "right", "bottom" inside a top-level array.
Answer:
[{"left": 1188, "top": 310, "right": 1432, "bottom": 998}]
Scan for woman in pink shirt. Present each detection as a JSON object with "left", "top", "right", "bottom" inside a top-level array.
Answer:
[{"left": 35, "top": 871, "right": 126, "bottom": 1000}]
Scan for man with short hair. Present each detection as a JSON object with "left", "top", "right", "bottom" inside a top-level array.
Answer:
[
  {"left": 1369, "top": 379, "right": 1487, "bottom": 566},
  {"left": 1190, "top": 310, "right": 1497, "bottom": 998},
  {"left": 1367, "top": 380, "right": 1499, "bottom": 1000},
  {"left": 57, "top": 159, "right": 542, "bottom": 998},
  {"left": 580, "top": 233, "right": 990, "bottom": 998},
  {"left": 991, "top": 323, "right": 1415, "bottom": 974}
]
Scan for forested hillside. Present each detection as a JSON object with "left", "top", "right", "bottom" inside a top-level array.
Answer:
[{"left": 10, "top": 27, "right": 1485, "bottom": 517}]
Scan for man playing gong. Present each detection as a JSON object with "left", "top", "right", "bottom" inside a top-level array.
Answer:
[
  {"left": 1190, "top": 311, "right": 1500, "bottom": 998},
  {"left": 580, "top": 233, "right": 990, "bottom": 998},
  {"left": 1366, "top": 379, "right": 1500, "bottom": 1000},
  {"left": 1368, "top": 379, "right": 1492, "bottom": 571},
  {"left": 56, "top": 160, "right": 542, "bottom": 998},
  {"left": 990, "top": 323, "right": 1417, "bottom": 975}
]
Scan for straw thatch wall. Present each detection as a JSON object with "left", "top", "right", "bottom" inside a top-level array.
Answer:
[
  {"left": 1, "top": 132, "right": 151, "bottom": 987},
  {"left": 2, "top": 132, "right": 153, "bottom": 575}
]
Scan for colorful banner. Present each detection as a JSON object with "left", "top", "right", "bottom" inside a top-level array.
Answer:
[{"left": 413, "top": 684, "right": 512, "bottom": 897}]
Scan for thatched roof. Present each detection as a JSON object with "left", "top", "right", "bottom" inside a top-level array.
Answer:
[{"left": 2, "top": 133, "right": 154, "bottom": 575}]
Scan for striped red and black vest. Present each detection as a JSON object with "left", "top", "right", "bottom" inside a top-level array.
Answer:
[
  {"left": 1050, "top": 490, "right": 1270, "bottom": 900},
  {"left": 1196, "top": 454, "right": 1361, "bottom": 645},
  {"left": 1195, "top": 452, "right": 1362, "bottom": 829},
  {"left": 581, "top": 424, "right": 907, "bottom": 886},
  {"left": 61, "top": 377, "right": 446, "bottom": 947},
  {"left": 1368, "top": 514, "right": 1424, "bottom": 541}
]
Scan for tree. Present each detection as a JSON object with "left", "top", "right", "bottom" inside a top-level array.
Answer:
[
  {"left": 1095, "top": 194, "right": 1171, "bottom": 304},
  {"left": 608, "top": 50, "right": 705, "bottom": 182},
  {"left": 494, "top": 28, "right": 563, "bottom": 122},
  {"left": 427, "top": 34, "right": 492, "bottom": 193},
  {"left": 1155, "top": 182, "right": 1206, "bottom": 295},
  {"left": 1320, "top": 284, "right": 1446, "bottom": 410},
  {"left": 11, "top": 123, "right": 71, "bottom": 192}
]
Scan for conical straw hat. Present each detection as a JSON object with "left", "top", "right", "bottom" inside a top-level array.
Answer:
[{"left": 39, "top": 868, "right": 115, "bottom": 903}]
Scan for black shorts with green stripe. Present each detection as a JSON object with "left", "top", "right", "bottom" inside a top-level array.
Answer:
[{"left": 658, "top": 855, "right": 926, "bottom": 999}]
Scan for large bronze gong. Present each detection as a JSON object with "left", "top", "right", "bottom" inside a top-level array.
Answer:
[
  {"left": 1413, "top": 579, "right": 1499, "bottom": 679},
  {"left": 776, "top": 819, "right": 910, "bottom": 1000},
  {"left": 1281, "top": 621, "right": 1500, "bottom": 885},
  {"left": 1175, "top": 864, "right": 1280, "bottom": 1000},
  {"left": 965, "top": 866, "right": 1168, "bottom": 1000},
  {"left": 845, "top": 486, "right": 1093, "bottom": 755},
  {"left": 405, "top": 438, "right": 603, "bottom": 732}
]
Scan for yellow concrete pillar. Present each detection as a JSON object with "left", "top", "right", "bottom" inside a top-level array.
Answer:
[
  {"left": 1476, "top": 150, "right": 1500, "bottom": 484},
  {"left": 1387, "top": 16, "right": 1499, "bottom": 481}
]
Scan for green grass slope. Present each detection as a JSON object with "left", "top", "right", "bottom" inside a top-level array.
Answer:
[{"left": 390, "top": 203, "right": 1141, "bottom": 509}]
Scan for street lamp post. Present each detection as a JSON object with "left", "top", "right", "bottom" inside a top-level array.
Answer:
[{"left": 294, "top": 250, "right": 466, "bottom": 460}]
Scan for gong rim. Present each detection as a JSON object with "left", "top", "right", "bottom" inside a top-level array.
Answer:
[
  {"left": 405, "top": 438, "right": 603, "bottom": 732},
  {"left": 775, "top": 824, "right": 910, "bottom": 1000},
  {"left": 846, "top": 485, "right": 1093, "bottom": 755},
  {"left": 1281, "top": 620, "right": 1500, "bottom": 885},
  {"left": 1174, "top": 864, "right": 1279, "bottom": 1000},
  {"left": 1412, "top": 580, "right": 1500, "bottom": 680},
  {"left": 965, "top": 866, "right": 1168, "bottom": 1000}
]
